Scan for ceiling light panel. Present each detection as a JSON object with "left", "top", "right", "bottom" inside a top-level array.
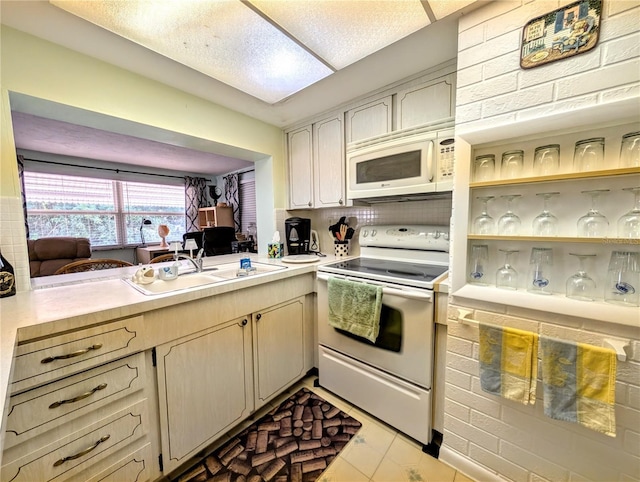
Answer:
[
  {"left": 50, "top": 0, "right": 333, "bottom": 104},
  {"left": 251, "top": 0, "right": 431, "bottom": 70}
]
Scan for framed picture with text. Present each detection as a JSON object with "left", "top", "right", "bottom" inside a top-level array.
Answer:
[{"left": 520, "top": 0, "right": 602, "bottom": 69}]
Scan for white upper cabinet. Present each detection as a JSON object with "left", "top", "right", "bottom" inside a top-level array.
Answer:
[
  {"left": 287, "top": 113, "right": 347, "bottom": 209},
  {"left": 396, "top": 74, "right": 455, "bottom": 131},
  {"left": 287, "top": 125, "right": 314, "bottom": 209},
  {"left": 345, "top": 95, "right": 392, "bottom": 144},
  {"left": 313, "top": 115, "right": 346, "bottom": 207}
]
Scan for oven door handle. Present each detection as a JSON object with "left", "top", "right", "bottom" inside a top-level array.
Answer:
[{"left": 317, "top": 273, "right": 433, "bottom": 301}]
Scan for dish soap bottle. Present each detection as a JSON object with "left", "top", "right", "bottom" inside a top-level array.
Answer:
[{"left": 0, "top": 250, "right": 17, "bottom": 298}]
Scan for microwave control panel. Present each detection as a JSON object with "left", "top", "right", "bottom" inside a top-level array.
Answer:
[{"left": 436, "top": 138, "right": 455, "bottom": 182}]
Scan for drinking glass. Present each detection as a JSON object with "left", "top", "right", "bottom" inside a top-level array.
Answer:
[
  {"left": 501, "top": 150, "right": 524, "bottom": 179},
  {"left": 566, "top": 253, "right": 597, "bottom": 301},
  {"left": 573, "top": 137, "right": 605, "bottom": 172},
  {"left": 474, "top": 155, "right": 495, "bottom": 182},
  {"left": 617, "top": 186, "right": 640, "bottom": 238},
  {"left": 532, "top": 192, "right": 560, "bottom": 236},
  {"left": 468, "top": 244, "right": 489, "bottom": 285},
  {"left": 527, "top": 247, "right": 553, "bottom": 295},
  {"left": 619, "top": 131, "right": 640, "bottom": 168},
  {"left": 604, "top": 251, "right": 639, "bottom": 306},
  {"left": 497, "top": 194, "right": 522, "bottom": 235},
  {"left": 577, "top": 189, "right": 610, "bottom": 237},
  {"left": 496, "top": 249, "right": 519, "bottom": 290},
  {"left": 533, "top": 144, "right": 560, "bottom": 176},
  {"left": 473, "top": 196, "right": 495, "bottom": 234}
]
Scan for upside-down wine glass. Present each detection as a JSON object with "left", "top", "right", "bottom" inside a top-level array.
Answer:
[
  {"left": 617, "top": 186, "right": 640, "bottom": 238},
  {"left": 496, "top": 249, "right": 519, "bottom": 290},
  {"left": 473, "top": 196, "right": 495, "bottom": 234},
  {"left": 566, "top": 253, "right": 597, "bottom": 301},
  {"left": 532, "top": 192, "right": 560, "bottom": 236},
  {"left": 577, "top": 189, "right": 610, "bottom": 237},
  {"left": 497, "top": 195, "right": 522, "bottom": 235}
]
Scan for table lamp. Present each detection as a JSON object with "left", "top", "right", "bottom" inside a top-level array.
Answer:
[
  {"left": 184, "top": 238, "right": 198, "bottom": 258},
  {"left": 140, "top": 218, "right": 152, "bottom": 247}
]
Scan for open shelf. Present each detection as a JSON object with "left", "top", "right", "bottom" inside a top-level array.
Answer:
[
  {"left": 469, "top": 166, "right": 639, "bottom": 188},
  {"left": 467, "top": 235, "right": 639, "bottom": 245},
  {"left": 451, "top": 284, "right": 639, "bottom": 327}
]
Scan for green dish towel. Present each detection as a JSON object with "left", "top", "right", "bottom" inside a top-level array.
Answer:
[{"left": 328, "top": 277, "right": 383, "bottom": 343}]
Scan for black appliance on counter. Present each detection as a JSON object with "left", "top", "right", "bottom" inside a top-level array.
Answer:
[{"left": 285, "top": 217, "right": 311, "bottom": 255}]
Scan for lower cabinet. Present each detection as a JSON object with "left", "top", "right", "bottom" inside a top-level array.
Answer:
[
  {"left": 154, "top": 296, "right": 307, "bottom": 476},
  {"left": 154, "top": 316, "right": 254, "bottom": 474},
  {"left": 253, "top": 297, "right": 305, "bottom": 408}
]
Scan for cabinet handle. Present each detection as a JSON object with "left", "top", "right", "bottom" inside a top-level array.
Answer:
[
  {"left": 49, "top": 383, "right": 108, "bottom": 409},
  {"left": 41, "top": 344, "right": 103, "bottom": 364},
  {"left": 256, "top": 313, "right": 262, "bottom": 321},
  {"left": 308, "top": 201, "right": 312, "bottom": 207},
  {"left": 53, "top": 434, "right": 110, "bottom": 467},
  {"left": 339, "top": 199, "right": 343, "bottom": 205},
  {"left": 240, "top": 318, "right": 248, "bottom": 326}
]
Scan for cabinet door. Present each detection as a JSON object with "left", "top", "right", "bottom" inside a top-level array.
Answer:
[
  {"left": 346, "top": 95, "right": 392, "bottom": 144},
  {"left": 254, "top": 298, "right": 305, "bottom": 407},
  {"left": 396, "top": 75, "right": 455, "bottom": 130},
  {"left": 313, "top": 115, "right": 346, "bottom": 208},
  {"left": 155, "top": 317, "right": 253, "bottom": 473},
  {"left": 287, "top": 125, "right": 314, "bottom": 209}
]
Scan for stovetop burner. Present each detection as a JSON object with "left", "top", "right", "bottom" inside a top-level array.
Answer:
[{"left": 322, "top": 258, "right": 448, "bottom": 285}]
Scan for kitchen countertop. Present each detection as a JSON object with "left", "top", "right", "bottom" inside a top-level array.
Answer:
[
  {"left": 0, "top": 252, "right": 449, "bottom": 460},
  {"left": 0, "top": 253, "right": 336, "bottom": 457}
]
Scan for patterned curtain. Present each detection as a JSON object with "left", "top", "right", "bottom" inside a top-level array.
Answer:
[
  {"left": 184, "top": 177, "right": 209, "bottom": 232},
  {"left": 17, "top": 155, "right": 29, "bottom": 238},
  {"left": 223, "top": 173, "right": 241, "bottom": 232}
]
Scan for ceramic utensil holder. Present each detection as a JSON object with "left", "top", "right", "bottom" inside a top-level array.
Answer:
[{"left": 334, "top": 241, "right": 349, "bottom": 258}]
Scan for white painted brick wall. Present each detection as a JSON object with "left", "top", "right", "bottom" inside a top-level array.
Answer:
[{"left": 442, "top": 2, "right": 640, "bottom": 480}]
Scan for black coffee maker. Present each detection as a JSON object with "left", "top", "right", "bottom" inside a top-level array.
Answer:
[{"left": 285, "top": 217, "right": 311, "bottom": 255}]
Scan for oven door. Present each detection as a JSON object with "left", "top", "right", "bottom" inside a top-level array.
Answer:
[{"left": 316, "top": 272, "right": 435, "bottom": 388}]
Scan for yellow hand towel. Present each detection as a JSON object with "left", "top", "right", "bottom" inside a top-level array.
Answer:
[
  {"left": 541, "top": 337, "right": 617, "bottom": 437},
  {"left": 479, "top": 323, "right": 538, "bottom": 405}
]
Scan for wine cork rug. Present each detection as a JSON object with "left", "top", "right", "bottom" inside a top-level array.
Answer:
[{"left": 175, "top": 387, "right": 362, "bottom": 482}]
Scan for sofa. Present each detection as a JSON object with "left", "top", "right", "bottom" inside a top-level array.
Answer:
[{"left": 28, "top": 237, "right": 92, "bottom": 277}]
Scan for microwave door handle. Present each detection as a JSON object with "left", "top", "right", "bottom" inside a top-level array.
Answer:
[{"left": 427, "top": 141, "right": 435, "bottom": 182}]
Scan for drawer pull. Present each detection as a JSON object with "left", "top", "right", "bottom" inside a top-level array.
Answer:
[
  {"left": 49, "top": 383, "right": 108, "bottom": 409},
  {"left": 41, "top": 344, "right": 103, "bottom": 364},
  {"left": 53, "top": 434, "right": 110, "bottom": 467}
]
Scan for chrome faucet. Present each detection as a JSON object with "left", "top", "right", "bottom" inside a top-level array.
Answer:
[{"left": 175, "top": 248, "right": 205, "bottom": 273}]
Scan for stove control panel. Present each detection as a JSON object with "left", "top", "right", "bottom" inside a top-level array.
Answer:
[{"left": 359, "top": 224, "right": 450, "bottom": 252}]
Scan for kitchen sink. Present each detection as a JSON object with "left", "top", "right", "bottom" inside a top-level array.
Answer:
[
  {"left": 207, "top": 262, "right": 287, "bottom": 279},
  {"left": 122, "top": 272, "right": 225, "bottom": 295}
]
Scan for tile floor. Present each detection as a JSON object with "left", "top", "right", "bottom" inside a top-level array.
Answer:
[{"left": 257, "top": 376, "right": 475, "bottom": 482}]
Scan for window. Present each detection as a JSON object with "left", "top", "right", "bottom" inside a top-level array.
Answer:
[
  {"left": 239, "top": 171, "right": 256, "bottom": 235},
  {"left": 24, "top": 172, "right": 186, "bottom": 248}
]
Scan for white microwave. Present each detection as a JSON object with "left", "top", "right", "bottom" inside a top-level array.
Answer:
[{"left": 347, "top": 128, "right": 454, "bottom": 202}]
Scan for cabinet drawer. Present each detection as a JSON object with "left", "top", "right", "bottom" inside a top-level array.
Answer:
[
  {"left": 5, "top": 352, "right": 145, "bottom": 450},
  {"left": 12, "top": 316, "right": 144, "bottom": 394},
  {"left": 67, "top": 442, "right": 151, "bottom": 482},
  {"left": 1, "top": 400, "right": 147, "bottom": 482}
]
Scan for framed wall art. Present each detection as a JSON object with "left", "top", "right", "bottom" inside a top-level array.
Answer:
[{"left": 520, "top": 0, "right": 602, "bottom": 69}]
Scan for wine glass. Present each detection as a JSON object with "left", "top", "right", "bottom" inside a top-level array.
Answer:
[
  {"left": 577, "top": 189, "right": 610, "bottom": 237},
  {"left": 473, "top": 196, "right": 495, "bottom": 234},
  {"left": 532, "top": 192, "right": 559, "bottom": 236},
  {"left": 617, "top": 186, "right": 640, "bottom": 238},
  {"left": 496, "top": 249, "right": 519, "bottom": 290},
  {"left": 566, "top": 253, "right": 597, "bottom": 301},
  {"left": 497, "top": 195, "right": 522, "bottom": 235}
]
